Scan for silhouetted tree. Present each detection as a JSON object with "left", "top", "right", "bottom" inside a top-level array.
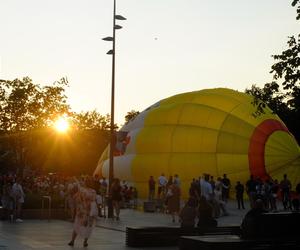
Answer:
[
  {"left": 246, "top": 1, "right": 300, "bottom": 142},
  {"left": 0, "top": 77, "right": 70, "bottom": 132},
  {"left": 124, "top": 110, "right": 140, "bottom": 124},
  {"left": 72, "top": 111, "right": 112, "bottom": 130}
]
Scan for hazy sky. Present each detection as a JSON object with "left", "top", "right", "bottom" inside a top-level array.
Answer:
[{"left": 0, "top": 0, "right": 298, "bottom": 125}]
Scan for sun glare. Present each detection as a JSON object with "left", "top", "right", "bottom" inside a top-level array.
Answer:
[{"left": 54, "top": 117, "right": 70, "bottom": 133}]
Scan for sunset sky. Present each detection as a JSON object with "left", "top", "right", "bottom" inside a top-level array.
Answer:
[{"left": 0, "top": 0, "right": 298, "bottom": 125}]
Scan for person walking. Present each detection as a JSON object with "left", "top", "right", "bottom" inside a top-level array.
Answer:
[
  {"left": 68, "top": 177, "right": 98, "bottom": 247},
  {"left": 235, "top": 181, "right": 245, "bottom": 209}
]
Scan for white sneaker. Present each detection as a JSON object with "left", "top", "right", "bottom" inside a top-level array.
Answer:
[{"left": 16, "top": 219, "right": 23, "bottom": 222}]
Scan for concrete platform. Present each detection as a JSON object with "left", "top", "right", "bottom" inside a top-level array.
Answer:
[{"left": 0, "top": 200, "right": 249, "bottom": 250}]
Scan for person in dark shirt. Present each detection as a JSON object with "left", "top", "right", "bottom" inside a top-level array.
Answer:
[
  {"left": 270, "top": 179, "right": 279, "bottom": 211},
  {"left": 221, "top": 174, "right": 231, "bottom": 202},
  {"left": 241, "top": 199, "right": 268, "bottom": 239},
  {"left": 197, "top": 196, "right": 217, "bottom": 228},
  {"left": 148, "top": 176, "right": 155, "bottom": 201},
  {"left": 180, "top": 198, "right": 197, "bottom": 228},
  {"left": 246, "top": 175, "right": 257, "bottom": 208},
  {"left": 235, "top": 181, "right": 245, "bottom": 209},
  {"left": 280, "top": 174, "right": 292, "bottom": 210},
  {"left": 189, "top": 180, "right": 200, "bottom": 201},
  {"left": 292, "top": 181, "right": 300, "bottom": 211},
  {"left": 296, "top": 182, "right": 300, "bottom": 194}
]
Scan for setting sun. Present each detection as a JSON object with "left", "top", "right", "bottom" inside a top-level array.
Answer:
[{"left": 54, "top": 116, "right": 70, "bottom": 133}]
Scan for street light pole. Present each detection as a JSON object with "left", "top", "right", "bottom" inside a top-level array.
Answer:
[
  {"left": 108, "top": 0, "right": 116, "bottom": 219},
  {"left": 103, "top": 0, "right": 126, "bottom": 218}
]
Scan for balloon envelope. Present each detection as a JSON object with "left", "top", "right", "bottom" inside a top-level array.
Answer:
[{"left": 94, "top": 88, "right": 300, "bottom": 198}]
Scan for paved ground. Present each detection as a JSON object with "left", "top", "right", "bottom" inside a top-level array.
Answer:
[{"left": 0, "top": 200, "right": 249, "bottom": 250}]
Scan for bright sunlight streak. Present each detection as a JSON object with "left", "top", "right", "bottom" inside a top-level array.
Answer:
[{"left": 54, "top": 116, "right": 70, "bottom": 133}]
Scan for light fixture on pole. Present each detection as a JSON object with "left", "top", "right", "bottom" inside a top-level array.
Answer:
[{"left": 102, "top": 0, "right": 126, "bottom": 219}]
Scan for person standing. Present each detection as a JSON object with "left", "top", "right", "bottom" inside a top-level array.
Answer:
[
  {"left": 214, "top": 177, "right": 228, "bottom": 216},
  {"left": 148, "top": 176, "right": 156, "bottom": 201},
  {"left": 270, "top": 179, "right": 279, "bottom": 211},
  {"left": 241, "top": 199, "right": 268, "bottom": 239},
  {"left": 280, "top": 174, "right": 292, "bottom": 210},
  {"left": 174, "top": 174, "right": 181, "bottom": 187},
  {"left": 100, "top": 177, "right": 108, "bottom": 195},
  {"left": 111, "top": 178, "right": 122, "bottom": 220},
  {"left": 200, "top": 174, "right": 213, "bottom": 201},
  {"left": 166, "top": 176, "right": 173, "bottom": 190},
  {"left": 1, "top": 181, "right": 14, "bottom": 221},
  {"left": 235, "top": 181, "right": 245, "bottom": 209},
  {"left": 221, "top": 174, "right": 231, "bottom": 202},
  {"left": 68, "top": 177, "right": 98, "bottom": 247},
  {"left": 179, "top": 198, "right": 197, "bottom": 228},
  {"left": 197, "top": 196, "right": 217, "bottom": 228},
  {"left": 12, "top": 177, "right": 25, "bottom": 222},
  {"left": 66, "top": 178, "right": 78, "bottom": 221},
  {"left": 246, "top": 175, "right": 257, "bottom": 208},
  {"left": 209, "top": 176, "right": 215, "bottom": 192},
  {"left": 157, "top": 173, "right": 168, "bottom": 199},
  {"left": 166, "top": 181, "right": 181, "bottom": 222}
]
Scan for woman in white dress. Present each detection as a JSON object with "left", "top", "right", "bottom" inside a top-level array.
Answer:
[{"left": 68, "top": 177, "right": 98, "bottom": 247}]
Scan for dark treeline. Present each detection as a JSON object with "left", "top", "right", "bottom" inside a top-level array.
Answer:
[{"left": 0, "top": 77, "right": 140, "bottom": 175}]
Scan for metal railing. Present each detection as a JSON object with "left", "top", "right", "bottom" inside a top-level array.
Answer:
[{"left": 41, "top": 195, "right": 51, "bottom": 221}]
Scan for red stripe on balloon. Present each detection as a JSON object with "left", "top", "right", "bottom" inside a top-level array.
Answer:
[{"left": 248, "top": 119, "right": 289, "bottom": 179}]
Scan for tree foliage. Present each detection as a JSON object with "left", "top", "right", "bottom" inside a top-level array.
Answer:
[
  {"left": 0, "top": 77, "right": 70, "bottom": 132},
  {"left": 72, "top": 111, "right": 111, "bottom": 130},
  {"left": 0, "top": 77, "right": 115, "bottom": 174},
  {"left": 124, "top": 110, "right": 140, "bottom": 124},
  {"left": 246, "top": 1, "right": 300, "bottom": 142},
  {"left": 292, "top": 0, "right": 300, "bottom": 20},
  {"left": 245, "top": 82, "right": 288, "bottom": 118},
  {"left": 271, "top": 35, "right": 300, "bottom": 112}
]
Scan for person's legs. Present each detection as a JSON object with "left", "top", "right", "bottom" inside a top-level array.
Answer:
[
  {"left": 83, "top": 238, "right": 88, "bottom": 247},
  {"left": 150, "top": 189, "right": 154, "bottom": 200},
  {"left": 113, "top": 201, "right": 120, "bottom": 219},
  {"left": 171, "top": 212, "right": 175, "bottom": 222},
  {"left": 68, "top": 230, "right": 77, "bottom": 246},
  {"left": 237, "top": 196, "right": 241, "bottom": 209},
  {"left": 157, "top": 186, "right": 162, "bottom": 199},
  {"left": 16, "top": 202, "right": 23, "bottom": 221},
  {"left": 220, "top": 203, "right": 228, "bottom": 216},
  {"left": 241, "top": 197, "right": 245, "bottom": 209}
]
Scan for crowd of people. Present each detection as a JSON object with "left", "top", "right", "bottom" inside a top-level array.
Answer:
[
  {"left": 0, "top": 173, "right": 138, "bottom": 222},
  {"left": 148, "top": 173, "right": 231, "bottom": 225},
  {"left": 1, "top": 171, "right": 300, "bottom": 246},
  {"left": 147, "top": 172, "right": 300, "bottom": 228},
  {"left": 0, "top": 173, "right": 137, "bottom": 247}
]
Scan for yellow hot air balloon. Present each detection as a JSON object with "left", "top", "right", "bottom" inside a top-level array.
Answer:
[{"left": 94, "top": 88, "right": 300, "bottom": 198}]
